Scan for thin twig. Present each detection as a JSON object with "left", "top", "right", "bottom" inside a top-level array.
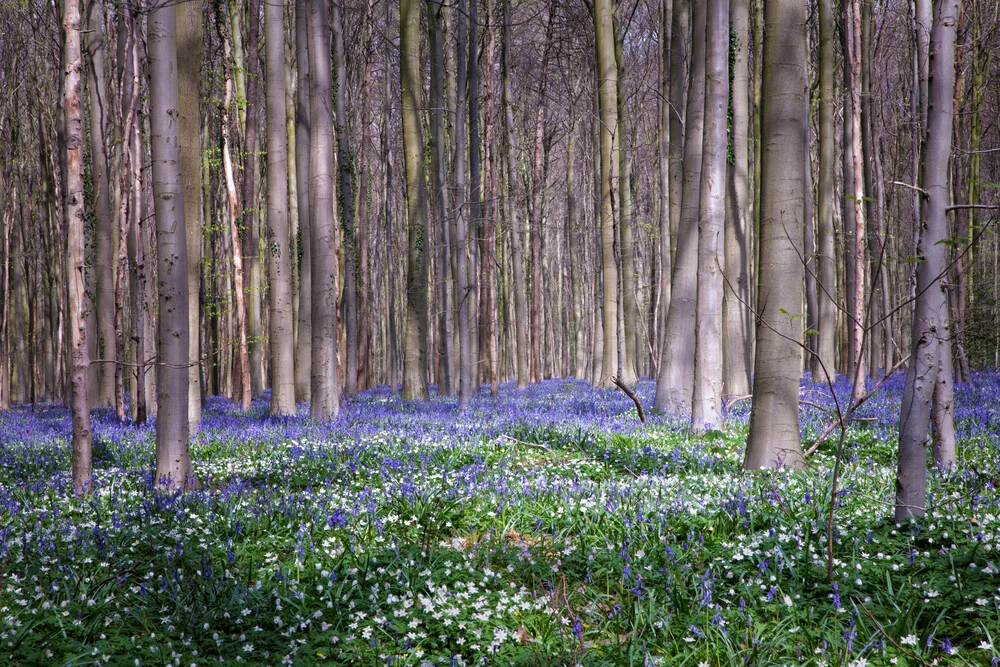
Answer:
[
  {"left": 611, "top": 376, "right": 646, "bottom": 423},
  {"left": 500, "top": 434, "right": 553, "bottom": 454},
  {"left": 855, "top": 599, "right": 931, "bottom": 666},
  {"left": 805, "top": 355, "right": 910, "bottom": 457},
  {"left": 891, "top": 180, "right": 928, "bottom": 196}
]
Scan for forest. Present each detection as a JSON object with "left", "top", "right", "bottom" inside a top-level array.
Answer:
[{"left": 1, "top": 0, "right": 1000, "bottom": 663}]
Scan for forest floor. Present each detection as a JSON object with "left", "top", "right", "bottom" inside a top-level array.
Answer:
[{"left": 1, "top": 374, "right": 999, "bottom": 666}]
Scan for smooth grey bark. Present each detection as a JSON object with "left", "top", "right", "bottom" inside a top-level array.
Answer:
[
  {"left": 65, "top": 0, "right": 93, "bottom": 494},
  {"left": 812, "top": 0, "right": 838, "bottom": 380},
  {"left": 332, "top": 0, "right": 359, "bottom": 397},
  {"left": 177, "top": 0, "right": 202, "bottom": 430},
  {"left": 84, "top": 0, "right": 116, "bottom": 409},
  {"left": 294, "top": 0, "right": 312, "bottom": 402},
  {"left": 400, "top": 0, "right": 429, "bottom": 400},
  {"left": 429, "top": 0, "right": 454, "bottom": 395},
  {"left": 743, "top": 0, "right": 807, "bottom": 470},
  {"left": 846, "top": 0, "right": 866, "bottom": 403},
  {"left": 655, "top": 0, "right": 672, "bottom": 371},
  {"left": 840, "top": 7, "right": 858, "bottom": 381},
  {"left": 149, "top": 0, "right": 194, "bottom": 488},
  {"left": 467, "top": 0, "right": 481, "bottom": 389},
  {"left": 614, "top": 22, "right": 638, "bottom": 385},
  {"left": 306, "top": 0, "right": 341, "bottom": 419},
  {"left": 453, "top": 0, "right": 472, "bottom": 408},
  {"left": 723, "top": 0, "right": 751, "bottom": 399},
  {"left": 501, "top": 0, "right": 529, "bottom": 390},
  {"left": 896, "top": 0, "right": 959, "bottom": 521},
  {"left": 668, "top": 0, "right": 688, "bottom": 260},
  {"left": 594, "top": 0, "right": 619, "bottom": 389},
  {"left": 691, "top": 0, "right": 728, "bottom": 431},
  {"left": 655, "top": 0, "right": 705, "bottom": 413},
  {"left": 243, "top": 0, "right": 264, "bottom": 398},
  {"left": 266, "top": 0, "right": 296, "bottom": 415}
]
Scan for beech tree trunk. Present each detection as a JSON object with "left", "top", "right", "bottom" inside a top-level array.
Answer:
[
  {"left": 307, "top": 0, "right": 342, "bottom": 419},
  {"left": 333, "top": 0, "right": 359, "bottom": 397},
  {"left": 691, "top": 0, "right": 728, "bottom": 431},
  {"left": 723, "top": 0, "right": 751, "bottom": 398},
  {"left": 64, "top": 0, "right": 93, "bottom": 494},
  {"left": 177, "top": 0, "right": 202, "bottom": 429},
  {"left": 429, "top": 0, "right": 454, "bottom": 395},
  {"left": 655, "top": 0, "right": 705, "bottom": 412},
  {"left": 896, "top": 0, "right": 959, "bottom": 521},
  {"left": 266, "top": 0, "right": 296, "bottom": 415},
  {"left": 454, "top": 0, "right": 473, "bottom": 408},
  {"left": 847, "top": 0, "right": 867, "bottom": 403},
  {"left": 294, "top": 0, "right": 312, "bottom": 402},
  {"left": 594, "top": 0, "right": 619, "bottom": 389},
  {"left": 743, "top": 0, "right": 807, "bottom": 470},
  {"left": 812, "top": 0, "right": 838, "bottom": 380},
  {"left": 149, "top": 0, "right": 194, "bottom": 488},
  {"left": 84, "top": 0, "right": 115, "bottom": 409},
  {"left": 501, "top": 0, "right": 529, "bottom": 390},
  {"left": 400, "top": 0, "right": 429, "bottom": 400}
]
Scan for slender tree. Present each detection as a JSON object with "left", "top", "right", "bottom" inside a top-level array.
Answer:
[
  {"left": 177, "top": 0, "right": 202, "bottom": 429},
  {"left": 149, "top": 0, "right": 194, "bottom": 488},
  {"left": 454, "top": 0, "right": 473, "bottom": 408},
  {"left": 84, "top": 0, "right": 116, "bottom": 408},
  {"left": 655, "top": 0, "right": 705, "bottom": 412},
  {"left": 743, "top": 0, "right": 807, "bottom": 470},
  {"left": 812, "top": 0, "right": 837, "bottom": 379},
  {"left": 266, "top": 0, "right": 296, "bottom": 414},
  {"left": 723, "top": 0, "right": 751, "bottom": 398},
  {"left": 400, "top": 0, "right": 428, "bottom": 400},
  {"left": 501, "top": 0, "right": 529, "bottom": 390},
  {"left": 594, "top": 0, "right": 619, "bottom": 389},
  {"left": 896, "top": 0, "right": 959, "bottom": 521},
  {"left": 294, "top": 0, "right": 312, "bottom": 402},
  {"left": 65, "top": 0, "right": 92, "bottom": 494},
  {"left": 332, "top": 0, "right": 359, "bottom": 397},
  {"left": 691, "top": 0, "right": 728, "bottom": 431},
  {"left": 307, "top": 0, "right": 341, "bottom": 419},
  {"left": 429, "top": 0, "right": 454, "bottom": 395}
]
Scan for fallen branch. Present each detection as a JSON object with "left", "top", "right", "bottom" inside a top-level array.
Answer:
[
  {"left": 500, "top": 434, "right": 553, "bottom": 454},
  {"left": 805, "top": 355, "right": 909, "bottom": 457},
  {"left": 855, "top": 599, "right": 931, "bottom": 666},
  {"left": 611, "top": 376, "right": 646, "bottom": 423}
]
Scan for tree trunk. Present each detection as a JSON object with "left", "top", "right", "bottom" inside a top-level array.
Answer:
[
  {"left": 501, "top": 0, "right": 529, "bottom": 390},
  {"left": 655, "top": 0, "right": 705, "bottom": 412},
  {"left": 896, "top": 0, "right": 959, "bottom": 520},
  {"left": 85, "top": 0, "right": 116, "bottom": 409},
  {"left": 216, "top": 9, "right": 252, "bottom": 411},
  {"left": 668, "top": 0, "right": 688, "bottom": 262},
  {"left": 400, "top": 0, "right": 429, "bottom": 400},
  {"left": 429, "top": 0, "right": 454, "bottom": 396},
  {"left": 149, "top": 0, "right": 194, "bottom": 489},
  {"left": 812, "top": 0, "right": 838, "bottom": 380},
  {"left": 656, "top": 0, "right": 672, "bottom": 376},
  {"left": 614, "top": 18, "right": 638, "bottom": 385},
  {"left": 177, "top": 0, "right": 202, "bottom": 430},
  {"left": 306, "top": 0, "right": 342, "bottom": 419},
  {"left": 266, "top": 0, "right": 296, "bottom": 415},
  {"left": 691, "top": 0, "right": 728, "bottom": 431},
  {"left": 453, "top": 0, "right": 473, "bottom": 408},
  {"left": 743, "top": 0, "right": 807, "bottom": 470},
  {"left": 594, "top": 0, "right": 619, "bottom": 390},
  {"left": 723, "top": 0, "right": 751, "bottom": 398},
  {"left": 65, "top": 0, "right": 93, "bottom": 493},
  {"left": 243, "top": 0, "right": 264, "bottom": 398},
  {"left": 332, "top": 0, "right": 359, "bottom": 397},
  {"left": 294, "top": 0, "right": 312, "bottom": 402}
]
